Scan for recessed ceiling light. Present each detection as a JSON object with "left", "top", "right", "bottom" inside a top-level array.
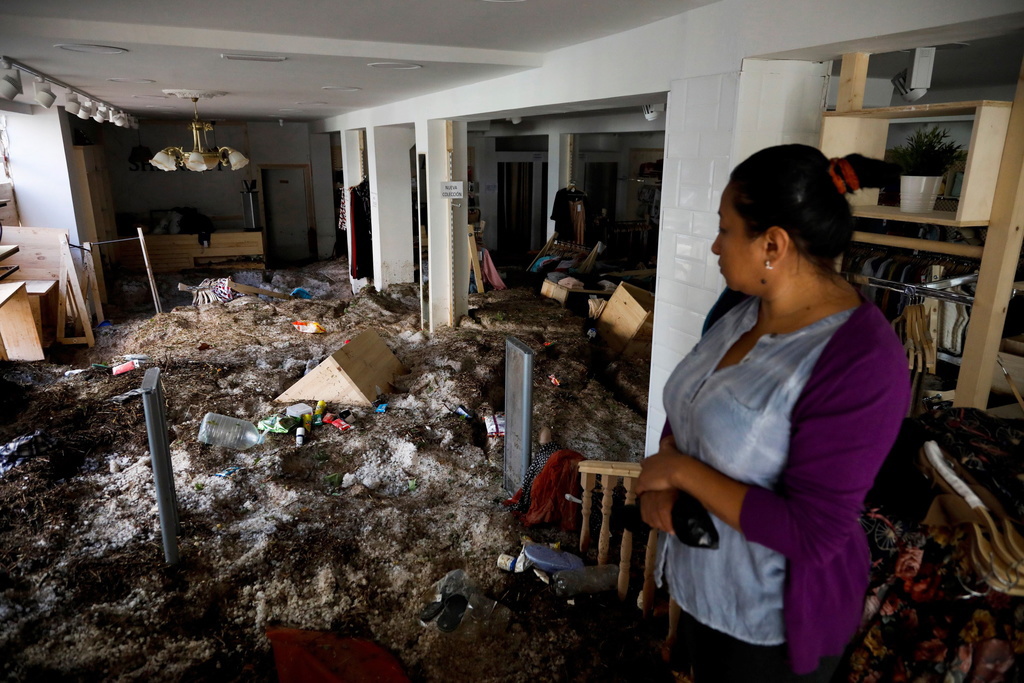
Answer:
[
  {"left": 279, "top": 108, "right": 300, "bottom": 112},
  {"left": 55, "top": 43, "right": 128, "bottom": 54},
  {"left": 221, "top": 53, "right": 287, "bottom": 62},
  {"left": 367, "top": 62, "right": 422, "bottom": 70},
  {"left": 295, "top": 101, "right": 327, "bottom": 106},
  {"left": 321, "top": 86, "right": 362, "bottom": 92},
  {"left": 132, "top": 94, "right": 168, "bottom": 99},
  {"left": 108, "top": 78, "right": 155, "bottom": 83}
]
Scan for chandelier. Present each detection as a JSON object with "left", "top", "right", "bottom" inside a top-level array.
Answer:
[{"left": 150, "top": 90, "right": 249, "bottom": 172}]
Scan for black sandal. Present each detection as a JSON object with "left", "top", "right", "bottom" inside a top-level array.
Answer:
[{"left": 435, "top": 594, "right": 468, "bottom": 632}]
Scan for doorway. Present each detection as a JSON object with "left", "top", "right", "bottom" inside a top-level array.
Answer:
[{"left": 260, "top": 165, "right": 315, "bottom": 266}]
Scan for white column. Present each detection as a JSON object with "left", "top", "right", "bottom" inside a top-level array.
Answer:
[
  {"left": 645, "top": 59, "right": 828, "bottom": 454},
  {"left": 366, "top": 125, "right": 416, "bottom": 290},
  {"left": 5, "top": 106, "right": 81, "bottom": 242}
]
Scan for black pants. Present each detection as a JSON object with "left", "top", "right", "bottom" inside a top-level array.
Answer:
[{"left": 675, "top": 611, "right": 840, "bottom": 683}]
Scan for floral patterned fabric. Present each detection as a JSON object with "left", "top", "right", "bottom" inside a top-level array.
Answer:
[{"left": 838, "top": 409, "right": 1024, "bottom": 682}]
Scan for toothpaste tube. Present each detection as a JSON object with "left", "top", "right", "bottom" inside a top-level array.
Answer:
[
  {"left": 112, "top": 359, "right": 141, "bottom": 376},
  {"left": 323, "top": 413, "right": 353, "bottom": 432}
]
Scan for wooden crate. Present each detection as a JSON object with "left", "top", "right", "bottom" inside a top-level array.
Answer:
[
  {"left": 595, "top": 282, "right": 655, "bottom": 357},
  {"left": 540, "top": 278, "right": 613, "bottom": 308}
]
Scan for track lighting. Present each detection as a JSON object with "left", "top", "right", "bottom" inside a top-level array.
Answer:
[
  {"left": 33, "top": 78, "right": 56, "bottom": 108},
  {"left": 1, "top": 56, "right": 131, "bottom": 126}
]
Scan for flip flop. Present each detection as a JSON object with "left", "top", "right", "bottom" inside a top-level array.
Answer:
[
  {"left": 418, "top": 600, "right": 445, "bottom": 625},
  {"left": 436, "top": 594, "right": 468, "bottom": 633}
]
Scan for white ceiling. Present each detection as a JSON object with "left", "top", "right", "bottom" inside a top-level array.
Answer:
[{"left": 0, "top": 0, "right": 712, "bottom": 122}]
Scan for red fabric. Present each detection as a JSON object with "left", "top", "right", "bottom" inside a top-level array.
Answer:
[
  {"left": 266, "top": 628, "right": 410, "bottom": 683},
  {"left": 518, "top": 449, "right": 585, "bottom": 531}
]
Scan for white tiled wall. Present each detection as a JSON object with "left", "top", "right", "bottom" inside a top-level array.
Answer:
[{"left": 645, "top": 59, "right": 830, "bottom": 454}]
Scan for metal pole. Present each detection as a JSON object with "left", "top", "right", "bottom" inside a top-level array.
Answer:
[
  {"left": 141, "top": 367, "right": 180, "bottom": 564},
  {"left": 136, "top": 227, "right": 163, "bottom": 314}
]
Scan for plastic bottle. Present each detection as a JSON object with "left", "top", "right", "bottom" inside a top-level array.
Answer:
[
  {"left": 552, "top": 564, "right": 619, "bottom": 597},
  {"left": 197, "top": 412, "right": 264, "bottom": 449}
]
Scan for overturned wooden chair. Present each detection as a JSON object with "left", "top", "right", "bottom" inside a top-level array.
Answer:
[
  {"left": 578, "top": 460, "right": 683, "bottom": 656},
  {"left": 578, "top": 461, "right": 658, "bottom": 613}
]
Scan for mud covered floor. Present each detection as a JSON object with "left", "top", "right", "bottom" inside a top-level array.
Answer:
[{"left": 0, "top": 259, "right": 676, "bottom": 682}]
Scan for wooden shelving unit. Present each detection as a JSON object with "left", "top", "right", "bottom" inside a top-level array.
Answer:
[
  {"left": 821, "top": 100, "right": 1011, "bottom": 227},
  {"left": 826, "top": 53, "right": 1024, "bottom": 408}
]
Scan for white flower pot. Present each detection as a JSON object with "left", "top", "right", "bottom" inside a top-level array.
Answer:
[{"left": 900, "top": 175, "right": 942, "bottom": 213}]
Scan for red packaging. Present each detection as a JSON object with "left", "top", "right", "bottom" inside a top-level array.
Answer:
[
  {"left": 323, "top": 413, "right": 353, "bottom": 432},
  {"left": 112, "top": 359, "right": 141, "bottom": 376}
]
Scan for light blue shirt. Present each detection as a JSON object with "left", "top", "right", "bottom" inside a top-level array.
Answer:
[{"left": 656, "top": 296, "right": 854, "bottom": 645}]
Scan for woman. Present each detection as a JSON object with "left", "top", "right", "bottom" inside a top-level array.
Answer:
[{"left": 635, "top": 144, "right": 910, "bottom": 682}]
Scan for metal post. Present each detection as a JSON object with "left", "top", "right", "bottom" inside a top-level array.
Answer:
[
  {"left": 140, "top": 367, "right": 180, "bottom": 564},
  {"left": 504, "top": 337, "right": 534, "bottom": 495}
]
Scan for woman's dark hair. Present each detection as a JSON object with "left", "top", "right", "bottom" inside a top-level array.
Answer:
[{"left": 728, "top": 144, "right": 900, "bottom": 271}]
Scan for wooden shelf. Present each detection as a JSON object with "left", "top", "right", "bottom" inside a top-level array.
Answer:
[
  {"left": 821, "top": 100, "right": 1011, "bottom": 225},
  {"left": 851, "top": 204, "right": 989, "bottom": 227},
  {"left": 850, "top": 231, "right": 984, "bottom": 258},
  {"left": 823, "top": 100, "right": 1010, "bottom": 120}
]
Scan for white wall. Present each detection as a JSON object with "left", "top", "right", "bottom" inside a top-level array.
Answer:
[{"left": 4, "top": 106, "right": 79, "bottom": 239}]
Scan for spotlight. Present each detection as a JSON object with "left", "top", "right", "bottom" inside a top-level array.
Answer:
[
  {"left": 892, "top": 47, "right": 934, "bottom": 103},
  {"left": 34, "top": 78, "right": 56, "bottom": 108},
  {"left": 77, "top": 99, "right": 94, "bottom": 120},
  {"left": 642, "top": 103, "right": 665, "bottom": 121},
  {"left": 65, "top": 91, "right": 81, "bottom": 115},
  {"left": 0, "top": 61, "right": 22, "bottom": 100},
  {"left": 93, "top": 104, "right": 107, "bottom": 123},
  {"left": 510, "top": 116, "right": 522, "bottom": 125}
]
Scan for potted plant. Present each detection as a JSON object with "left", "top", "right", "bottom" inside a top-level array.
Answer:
[{"left": 889, "top": 126, "right": 967, "bottom": 213}]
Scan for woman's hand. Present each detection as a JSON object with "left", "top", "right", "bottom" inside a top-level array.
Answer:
[
  {"left": 640, "top": 489, "right": 679, "bottom": 534},
  {"left": 635, "top": 438, "right": 686, "bottom": 495}
]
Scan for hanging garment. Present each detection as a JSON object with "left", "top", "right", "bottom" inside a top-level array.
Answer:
[
  {"left": 480, "top": 249, "right": 507, "bottom": 290},
  {"left": 349, "top": 179, "right": 373, "bottom": 279},
  {"left": 550, "top": 187, "right": 589, "bottom": 242}
]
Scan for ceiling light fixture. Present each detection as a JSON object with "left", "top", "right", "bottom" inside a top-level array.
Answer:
[
  {"left": 0, "top": 60, "right": 23, "bottom": 100},
  {"left": 321, "top": 86, "right": 362, "bottom": 91},
  {"left": 34, "top": 78, "right": 56, "bottom": 108},
  {"left": 55, "top": 44, "right": 128, "bottom": 54},
  {"left": 150, "top": 91, "right": 249, "bottom": 173},
  {"left": 64, "top": 91, "right": 81, "bottom": 116},
  {"left": 481, "top": 0, "right": 528, "bottom": 3},
  {"left": 108, "top": 78, "right": 156, "bottom": 83},
  {"left": 221, "top": 53, "right": 287, "bottom": 62},
  {"left": 367, "top": 62, "right": 422, "bottom": 70},
  {"left": 76, "top": 99, "right": 94, "bottom": 120}
]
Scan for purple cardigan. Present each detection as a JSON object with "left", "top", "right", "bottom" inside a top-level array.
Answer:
[{"left": 665, "top": 300, "right": 910, "bottom": 674}]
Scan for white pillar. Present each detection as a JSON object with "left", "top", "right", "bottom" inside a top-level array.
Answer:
[
  {"left": 5, "top": 106, "right": 81, "bottom": 242},
  {"left": 366, "top": 125, "right": 416, "bottom": 290},
  {"left": 645, "top": 59, "right": 829, "bottom": 454},
  {"left": 421, "top": 119, "right": 468, "bottom": 331}
]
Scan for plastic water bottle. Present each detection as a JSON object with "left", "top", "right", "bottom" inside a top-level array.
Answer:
[
  {"left": 552, "top": 564, "right": 619, "bottom": 597},
  {"left": 198, "top": 413, "right": 264, "bottom": 449}
]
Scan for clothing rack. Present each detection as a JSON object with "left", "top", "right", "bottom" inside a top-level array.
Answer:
[{"left": 844, "top": 272, "right": 978, "bottom": 307}]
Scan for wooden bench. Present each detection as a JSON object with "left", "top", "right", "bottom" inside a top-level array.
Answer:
[
  {"left": 24, "top": 280, "right": 58, "bottom": 346},
  {"left": 0, "top": 282, "right": 45, "bottom": 361}
]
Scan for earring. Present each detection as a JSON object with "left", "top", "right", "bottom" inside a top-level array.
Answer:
[{"left": 764, "top": 260, "right": 774, "bottom": 270}]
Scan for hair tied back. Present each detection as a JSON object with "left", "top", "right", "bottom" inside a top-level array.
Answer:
[{"left": 829, "top": 157, "right": 861, "bottom": 195}]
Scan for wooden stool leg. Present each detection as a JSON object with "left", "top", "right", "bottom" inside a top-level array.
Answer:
[
  {"left": 618, "top": 475, "right": 637, "bottom": 600},
  {"left": 579, "top": 471, "right": 596, "bottom": 553},
  {"left": 598, "top": 474, "right": 615, "bottom": 565},
  {"left": 662, "top": 599, "right": 682, "bottom": 663},
  {"left": 642, "top": 528, "right": 658, "bottom": 617}
]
